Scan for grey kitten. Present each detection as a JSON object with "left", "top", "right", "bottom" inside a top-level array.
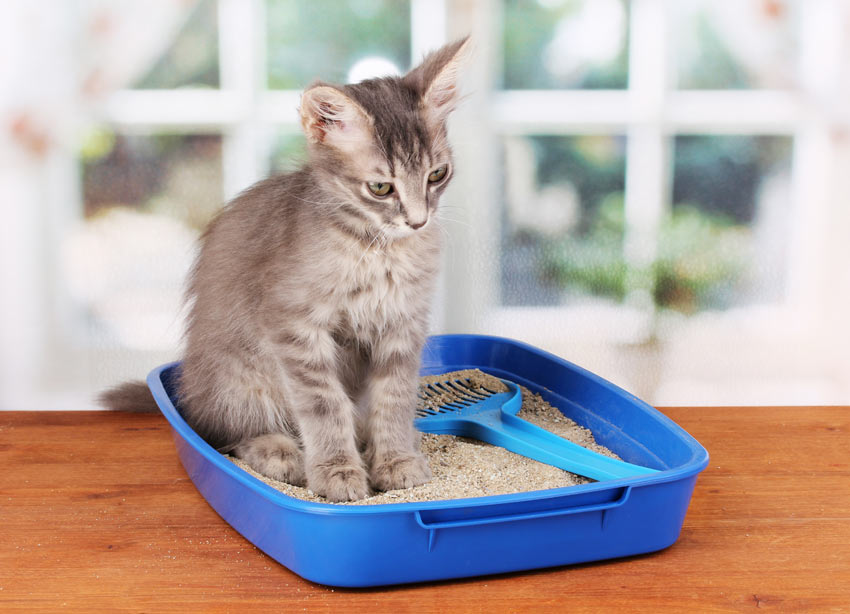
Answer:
[{"left": 100, "top": 38, "right": 469, "bottom": 502}]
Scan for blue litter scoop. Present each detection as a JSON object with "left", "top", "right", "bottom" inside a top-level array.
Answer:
[{"left": 415, "top": 374, "right": 658, "bottom": 481}]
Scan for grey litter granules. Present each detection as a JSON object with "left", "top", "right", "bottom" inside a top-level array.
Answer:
[{"left": 227, "top": 369, "right": 620, "bottom": 505}]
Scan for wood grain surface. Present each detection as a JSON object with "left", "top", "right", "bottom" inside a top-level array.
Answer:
[{"left": 1, "top": 407, "right": 848, "bottom": 613}]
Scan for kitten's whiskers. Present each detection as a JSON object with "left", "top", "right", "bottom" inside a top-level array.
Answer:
[
  {"left": 352, "top": 230, "right": 385, "bottom": 271},
  {"left": 435, "top": 213, "right": 473, "bottom": 230}
]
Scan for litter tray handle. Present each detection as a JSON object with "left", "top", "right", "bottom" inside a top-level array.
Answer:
[{"left": 413, "top": 486, "right": 631, "bottom": 532}]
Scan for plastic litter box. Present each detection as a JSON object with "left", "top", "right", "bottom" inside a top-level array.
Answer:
[{"left": 147, "top": 334, "right": 709, "bottom": 587}]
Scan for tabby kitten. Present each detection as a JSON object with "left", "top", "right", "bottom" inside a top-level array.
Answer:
[{"left": 100, "top": 38, "right": 468, "bottom": 501}]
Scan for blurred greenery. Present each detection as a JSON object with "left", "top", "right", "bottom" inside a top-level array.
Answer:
[
  {"left": 269, "top": 132, "right": 308, "bottom": 173},
  {"left": 266, "top": 0, "right": 410, "bottom": 88},
  {"left": 675, "top": 11, "right": 749, "bottom": 89},
  {"left": 540, "top": 193, "right": 628, "bottom": 299},
  {"left": 103, "top": 0, "right": 792, "bottom": 315},
  {"left": 503, "top": 0, "right": 629, "bottom": 89},
  {"left": 673, "top": 135, "right": 791, "bottom": 223},
  {"left": 542, "top": 198, "right": 750, "bottom": 312},
  {"left": 500, "top": 135, "right": 626, "bottom": 306},
  {"left": 134, "top": 0, "right": 219, "bottom": 89},
  {"left": 673, "top": 3, "right": 797, "bottom": 90},
  {"left": 79, "top": 127, "right": 116, "bottom": 162},
  {"left": 81, "top": 129, "right": 222, "bottom": 230},
  {"left": 503, "top": 135, "right": 789, "bottom": 312},
  {"left": 533, "top": 135, "right": 626, "bottom": 234},
  {"left": 653, "top": 205, "right": 750, "bottom": 311}
]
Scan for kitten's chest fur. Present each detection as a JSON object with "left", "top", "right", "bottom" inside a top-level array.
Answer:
[{"left": 330, "top": 231, "right": 439, "bottom": 339}]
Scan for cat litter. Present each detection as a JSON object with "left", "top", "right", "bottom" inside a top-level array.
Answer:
[
  {"left": 226, "top": 374, "right": 617, "bottom": 506},
  {"left": 148, "top": 334, "right": 709, "bottom": 587}
]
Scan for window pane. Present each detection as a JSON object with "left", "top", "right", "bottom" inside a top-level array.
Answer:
[
  {"left": 668, "top": 135, "right": 793, "bottom": 311},
  {"left": 266, "top": 0, "right": 411, "bottom": 88},
  {"left": 134, "top": 0, "right": 220, "bottom": 89},
  {"left": 269, "top": 131, "right": 308, "bottom": 173},
  {"left": 72, "top": 131, "right": 223, "bottom": 349},
  {"left": 501, "top": 135, "right": 627, "bottom": 306},
  {"left": 673, "top": 0, "right": 799, "bottom": 89},
  {"left": 503, "top": 0, "right": 629, "bottom": 90},
  {"left": 81, "top": 131, "right": 222, "bottom": 229}
]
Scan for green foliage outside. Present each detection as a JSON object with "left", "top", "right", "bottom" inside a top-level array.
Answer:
[
  {"left": 541, "top": 196, "right": 751, "bottom": 313},
  {"left": 503, "top": 0, "right": 629, "bottom": 89},
  {"left": 135, "top": 0, "right": 220, "bottom": 89},
  {"left": 266, "top": 0, "right": 410, "bottom": 88},
  {"left": 676, "top": 11, "right": 752, "bottom": 89},
  {"left": 532, "top": 135, "right": 626, "bottom": 235},
  {"left": 270, "top": 133, "right": 308, "bottom": 172},
  {"left": 95, "top": 0, "right": 785, "bottom": 314},
  {"left": 81, "top": 129, "right": 222, "bottom": 229},
  {"left": 652, "top": 205, "right": 750, "bottom": 312},
  {"left": 134, "top": 0, "right": 411, "bottom": 91},
  {"left": 508, "top": 132, "right": 777, "bottom": 313}
]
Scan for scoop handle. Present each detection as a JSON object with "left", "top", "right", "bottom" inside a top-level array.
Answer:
[
  {"left": 478, "top": 381, "right": 659, "bottom": 481},
  {"left": 416, "top": 379, "right": 659, "bottom": 481},
  {"left": 492, "top": 413, "right": 659, "bottom": 480}
]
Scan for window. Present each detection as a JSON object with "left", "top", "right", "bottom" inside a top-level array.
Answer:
[
  {"left": 461, "top": 0, "right": 850, "bottom": 404},
  {"left": 3, "top": 0, "right": 849, "bottom": 410},
  {"left": 4, "top": 0, "right": 441, "bottom": 409}
]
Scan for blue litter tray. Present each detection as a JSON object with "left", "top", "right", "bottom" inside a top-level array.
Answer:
[{"left": 147, "top": 334, "right": 709, "bottom": 587}]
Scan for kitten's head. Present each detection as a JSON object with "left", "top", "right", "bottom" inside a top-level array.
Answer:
[{"left": 299, "top": 37, "right": 469, "bottom": 241}]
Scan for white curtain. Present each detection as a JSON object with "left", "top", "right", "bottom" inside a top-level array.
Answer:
[
  {"left": 1, "top": 0, "right": 197, "bottom": 160},
  {"left": 0, "top": 1, "right": 198, "bottom": 408}
]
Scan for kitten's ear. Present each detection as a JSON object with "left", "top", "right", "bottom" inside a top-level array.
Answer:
[
  {"left": 405, "top": 36, "right": 471, "bottom": 125},
  {"left": 299, "top": 84, "right": 373, "bottom": 152}
]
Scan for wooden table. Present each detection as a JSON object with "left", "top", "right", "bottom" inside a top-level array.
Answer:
[{"left": 1, "top": 408, "right": 848, "bottom": 613}]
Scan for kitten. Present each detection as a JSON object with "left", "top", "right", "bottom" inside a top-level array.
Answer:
[{"left": 100, "top": 38, "right": 469, "bottom": 502}]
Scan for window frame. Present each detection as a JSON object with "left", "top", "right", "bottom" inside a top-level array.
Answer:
[
  {"left": 94, "top": 0, "right": 850, "bottom": 356},
  {"left": 25, "top": 0, "right": 849, "bottom": 409},
  {"left": 462, "top": 0, "right": 846, "bottom": 344}
]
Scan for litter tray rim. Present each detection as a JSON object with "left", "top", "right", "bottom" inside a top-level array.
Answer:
[
  {"left": 147, "top": 333, "right": 709, "bottom": 516},
  {"left": 420, "top": 333, "right": 707, "bottom": 471}
]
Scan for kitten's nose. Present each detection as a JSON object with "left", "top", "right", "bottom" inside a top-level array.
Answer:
[{"left": 408, "top": 219, "right": 427, "bottom": 230}]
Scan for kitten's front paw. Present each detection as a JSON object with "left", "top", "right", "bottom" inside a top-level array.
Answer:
[
  {"left": 233, "top": 433, "right": 306, "bottom": 487},
  {"left": 309, "top": 458, "right": 370, "bottom": 502},
  {"left": 370, "top": 451, "right": 432, "bottom": 492}
]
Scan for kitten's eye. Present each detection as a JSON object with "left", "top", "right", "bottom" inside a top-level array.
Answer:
[
  {"left": 367, "top": 182, "right": 393, "bottom": 197},
  {"left": 428, "top": 165, "right": 448, "bottom": 184}
]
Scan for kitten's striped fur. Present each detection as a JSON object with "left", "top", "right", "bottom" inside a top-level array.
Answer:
[{"left": 100, "top": 39, "right": 469, "bottom": 501}]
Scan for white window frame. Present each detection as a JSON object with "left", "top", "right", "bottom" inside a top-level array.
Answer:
[
  {"left": 465, "top": 0, "right": 850, "bottom": 404},
  {"left": 478, "top": 0, "right": 846, "bottom": 324},
  {"left": 10, "top": 0, "right": 847, "bottom": 409},
  {"left": 99, "top": 0, "right": 449, "bottom": 196},
  {"left": 440, "top": 0, "right": 850, "bottom": 352},
  {"left": 4, "top": 0, "right": 448, "bottom": 410}
]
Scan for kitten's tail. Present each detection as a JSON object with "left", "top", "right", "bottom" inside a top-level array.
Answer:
[{"left": 98, "top": 380, "right": 160, "bottom": 413}]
